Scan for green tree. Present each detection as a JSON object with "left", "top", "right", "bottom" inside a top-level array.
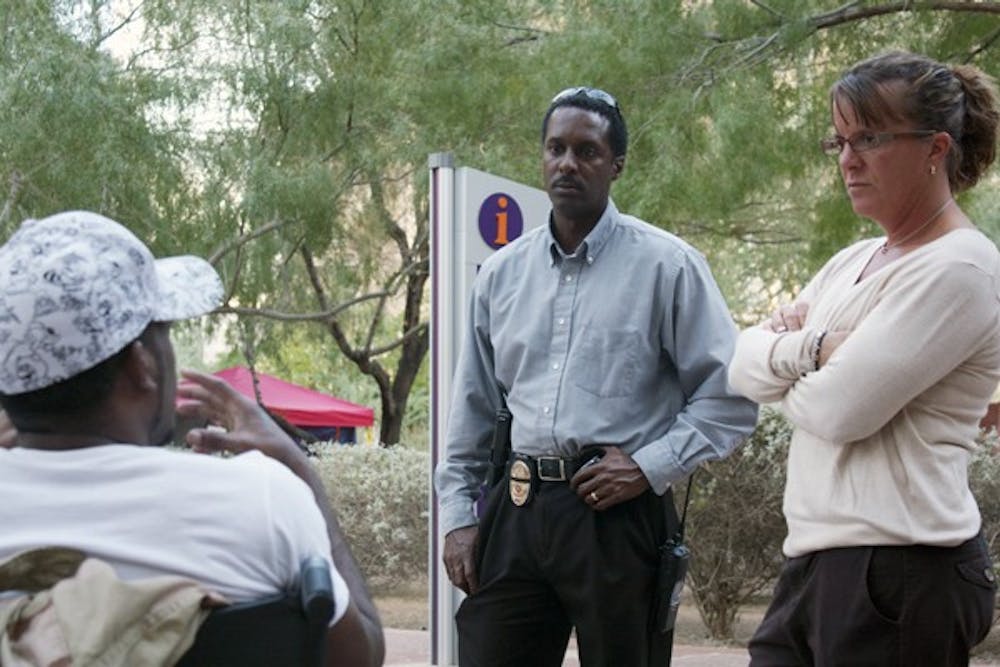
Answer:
[
  {"left": 128, "top": 0, "right": 567, "bottom": 444},
  {"left": 0, "top": 1, "right": 190, "bottom": 240},
  {"left": 6, "top": 0, "right": 1000, "bottom": 446},
  {"left": 540, "top": 1, "right": 1000, "bottom": 318}
]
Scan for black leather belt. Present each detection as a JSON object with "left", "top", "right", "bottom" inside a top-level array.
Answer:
[{"left": 511, "top": 450, "right": 602, "bottom": 482}]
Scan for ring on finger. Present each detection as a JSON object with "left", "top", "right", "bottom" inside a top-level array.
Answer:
[{"left": 589, "top": 491, "right": 599, "bottom": 503}]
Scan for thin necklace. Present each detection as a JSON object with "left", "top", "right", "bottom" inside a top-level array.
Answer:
[{"left": 881, "top": 198, "right": 953, "bottom": 254}]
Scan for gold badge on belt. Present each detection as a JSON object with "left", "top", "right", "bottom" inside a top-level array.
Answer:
[{"left": 509, "top": 459, "right": 532, "bottom": 506}]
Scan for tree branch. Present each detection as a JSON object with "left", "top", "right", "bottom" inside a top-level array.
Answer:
[
  {"left": 208, "top": 217, "right": 290, "bottom": 264},
  {"left": 214, "top": 289, "right": 391, "bottom": 322},
  {"left": 488, "top": 19, "right": 549, "bottom": 48},
  {"left": 367, "top": 171, "right": 410, "bottom": 261},
  {"left": 0, "top": 171, "right": 23, "bottom": 227},
  {"left": 366, "top": 322, "right": 427, "bottom": 357},
  {"left": 504, "top": 35, "right": 540, "bottom": 47},
  {"left": 685, "top": 0, "right": 1000, "bottom": 91},
  {"left": 683, "top": 225, "right": 805, "bottom": 246},
  {"left": 489, "top": 20, "right": 549, "bottom": 36},
  {"left": 95, "top": 0, "right": 147, "bottom": 48},
  {"left": 749, "top": 0, "right": 785, "bottom": 21},
  {"left": 810, "top": 1, "right": 1000, "bottom": 30},
  {"left": 300, "top": 246, "right": 393, "bottom": 392},
  {"left": 964, "top": 25, "right": 1000, "bottom": 63}
]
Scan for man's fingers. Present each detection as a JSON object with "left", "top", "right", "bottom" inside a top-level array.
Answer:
[
  {"left": 569, "top": 463, "right": 597, "bottom": 491},
  {"left": 443, "top": 526, "right": 479, "bottom": 594},
  {"left": 461, "top": 549, "right": 478, "bottom": 594},
  {"left": 176, "top": 378, "right": 226, "bottom": 416},
  {"left": 445, "top": 562, "right": 472, "bottom": 595},
  {"left": 443, "top": 556, "right": 471, "bottom": 594},
  {"left": 573, "top": 446, "right": 649, "bottom": 510},
  {"left": 186, "top": 427, "right": 250, "bottom": 455},
  {"left": 0, "top": 410, "right": 16, "bottom": 449},
  {"left": 177, "top": 368, "right": 268, "bottom": 431},
  {"left": 180, "top": 369, "right": 232, "bottom": 393},
  {"left": 449, "top": 562, "right": 477, "bottom": 595}
]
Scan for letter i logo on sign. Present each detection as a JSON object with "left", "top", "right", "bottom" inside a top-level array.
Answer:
[
  {"left": 478, "top": 192, "right": 524, "bottom": 250},
  {"left": 494, "top": 196, "right": 509, "bottom": 246}
]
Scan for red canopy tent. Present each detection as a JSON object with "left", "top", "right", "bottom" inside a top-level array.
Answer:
[{"left": 212, "top": 366, "right": 374, "bottom": 430}]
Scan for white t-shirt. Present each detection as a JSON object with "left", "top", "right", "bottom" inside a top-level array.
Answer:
[{"left": 0, "top": 444, "right": 349, "bottom": 624}]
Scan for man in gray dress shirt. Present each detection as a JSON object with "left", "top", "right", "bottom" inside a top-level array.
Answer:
[{"left": 435, "top": 87, "right": 758, "bottom": 666}]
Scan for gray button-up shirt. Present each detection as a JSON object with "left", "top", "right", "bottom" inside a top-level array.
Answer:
[{"left": 435, "top": 201, "right": 758, "bottom": 535}]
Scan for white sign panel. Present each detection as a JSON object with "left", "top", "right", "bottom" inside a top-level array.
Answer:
[{"left": 428, "top": 154, "right": 549, "bottom": 665}]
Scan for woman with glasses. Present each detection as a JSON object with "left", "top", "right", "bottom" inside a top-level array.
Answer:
[{"left": 729, "top": 51, "right": 1000, "bottom": 665}]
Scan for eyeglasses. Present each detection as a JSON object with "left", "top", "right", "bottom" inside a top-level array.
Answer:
[
  {"left": 551, "top": 86, "right": 619, "bottom": 111},
  {"left": 820, "top": 130, "right": 936, "bottom": 157}
]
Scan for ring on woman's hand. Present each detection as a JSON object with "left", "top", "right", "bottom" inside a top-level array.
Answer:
[
  {"left": 589, "top": 491, "right": 599, "bottom": 503},
  {"left": 775, "top": 324, "right": 788, "bottom": 333}
]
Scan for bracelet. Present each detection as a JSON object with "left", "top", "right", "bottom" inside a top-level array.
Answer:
[{"left": 811, "top": 330, "right": 828, "bottom": 372}]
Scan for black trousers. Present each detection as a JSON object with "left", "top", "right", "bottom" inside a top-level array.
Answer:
[
  {"left": 749, "top": 534, "right": 997, "bottom": 667},
  {"left": 456, "top": 476, "right": 677, "bottom": 667}
]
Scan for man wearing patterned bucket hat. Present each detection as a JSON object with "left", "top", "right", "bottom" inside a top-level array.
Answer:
[{"left": 0, "top": 211, "right": 383, "bottom": 666}]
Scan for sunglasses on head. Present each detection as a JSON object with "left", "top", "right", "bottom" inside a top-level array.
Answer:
[{"left": 551, "top": 86, "right": 619, "bottom": 111}]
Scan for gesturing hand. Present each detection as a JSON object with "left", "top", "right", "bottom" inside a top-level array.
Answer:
[
  {"left": 0, "top": 410, "right": 16, "bottom": 449},
  {"left": 175, "top": 369, "right": 302, "bottom": 467}
]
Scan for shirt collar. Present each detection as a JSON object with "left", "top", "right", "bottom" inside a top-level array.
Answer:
[{"left": 546, "top": 200, "right": 618, "bottom": 267}]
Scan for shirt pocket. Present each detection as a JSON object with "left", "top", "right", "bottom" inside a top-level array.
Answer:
[{"left": 570, "top": 327, "right": 641, "bottom": 398}]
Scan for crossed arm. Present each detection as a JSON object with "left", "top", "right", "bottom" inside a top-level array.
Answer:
[{"left": 730, "top": 262, "right": 991, "bottom": 442}]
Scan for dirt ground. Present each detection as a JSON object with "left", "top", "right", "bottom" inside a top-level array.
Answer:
[
  {"left": 372, "top": 578, "right": 747, "bottom": 641},
  {"left": 374, "top": 578, "right": 429, "bottom": 631},
  {"left": 374, "top": 579, "right": 1000, "bottom": 664}
]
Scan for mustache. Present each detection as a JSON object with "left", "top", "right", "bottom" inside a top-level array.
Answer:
[{"left": 552, "top": 176, "right": 582, "bottom": 189}]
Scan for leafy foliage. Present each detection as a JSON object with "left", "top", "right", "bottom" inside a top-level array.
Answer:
[
  {"left": 682, "top": 409, "right": 1000, "bottom": 642},
  {"left": 680, "top": 407, "right": 789, "bottom": 641},
  {"left": 313, "top": 421, "right": 1000, "bottom": 641},
  {"left": 0, "top": 2, "right": 191, "bottom": 238},
  {"left": 3, "top": 1, "right": 1000, "bottom": 442},
  {"left": 969, "top": 428, "right": 1000, "bottom": 565},
  {"left": 313, "top": 444, "right": 429, "bottom": 591}
]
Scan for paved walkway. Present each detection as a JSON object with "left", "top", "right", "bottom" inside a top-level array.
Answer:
[
  {"left": 384, "top": 628, "right": 1000, "bottom": 666},
  {"left": 384, "top": 628, "right": 747, "bottom": 666}
]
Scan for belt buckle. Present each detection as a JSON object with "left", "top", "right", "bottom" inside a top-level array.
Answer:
[{"left": 536, "top": 457, "right": 567, "bottom": 481}]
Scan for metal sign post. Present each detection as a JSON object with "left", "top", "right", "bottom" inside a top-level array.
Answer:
[{"left": 428, "top": 152, "right": 549, "bottom": 665}]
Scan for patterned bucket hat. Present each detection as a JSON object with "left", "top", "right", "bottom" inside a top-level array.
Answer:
[{"left": 0, "top": 211, "right": 223, "bottom": 394}]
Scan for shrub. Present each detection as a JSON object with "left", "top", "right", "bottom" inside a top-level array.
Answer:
[
  {"left": 312, "top": 444, "right": 429, "bottom": 592},
  {"left": 969, "top": 429, "right": 1000, "bottom": 569},
  {"left": 682, "top": 412, "right": 1000, "bottom": 642},
  {"left": 681, "top": 406, "right": 789, "bottom": 641},
  {"left": 304, "top": 421, "right": 1000, "bottom": 637}
]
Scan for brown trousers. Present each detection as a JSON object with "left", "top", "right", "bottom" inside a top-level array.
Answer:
[{"left": 749, "top": 534, "right": 996, "bottom": 667}]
